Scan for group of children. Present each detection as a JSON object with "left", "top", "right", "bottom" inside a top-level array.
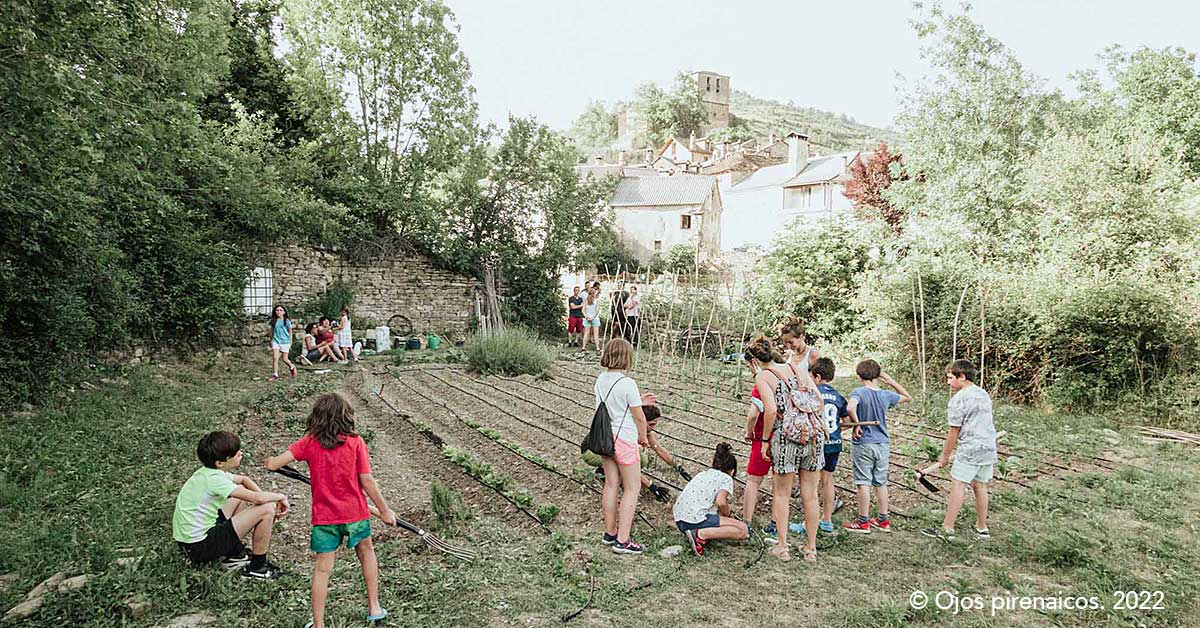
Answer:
[
  {"left": 568, "top": 281, "right": 642, "bottom": 351},
  {"left": 267, "top": 305, "right": 359, "bottom": 381},
  {"left": 173, "top": 393, "right": 390, "bottom": 628}
]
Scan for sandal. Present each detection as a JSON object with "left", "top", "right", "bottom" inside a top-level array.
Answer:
[
  {"left": 367, "top": 608, "right": 388, "bottom": 622},
  {"left": 768, "top": 546, "right": 791, "bottom": 562},
  {"left": 803, "top": 549, "right": 817, "bottom": 562}
]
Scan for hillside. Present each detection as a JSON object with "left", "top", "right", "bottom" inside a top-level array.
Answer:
[{"left": 730, "top": 90, "right": 898, "bottom": 153}]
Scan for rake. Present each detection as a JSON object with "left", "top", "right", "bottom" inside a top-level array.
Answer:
[{"left": 271, "top": 465, "right": 476, "bottom": 562}]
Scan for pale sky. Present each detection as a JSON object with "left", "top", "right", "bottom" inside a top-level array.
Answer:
[{"left": 441, "top": 0, "right": 1200, "bottom": 132}]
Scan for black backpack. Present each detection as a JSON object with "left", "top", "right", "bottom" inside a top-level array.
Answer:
[{"left": 580, "top": 376, "right": 628, "bottom": 457}]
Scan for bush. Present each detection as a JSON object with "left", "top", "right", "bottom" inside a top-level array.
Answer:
[
  {"left": 429, "top": 480, "right": 471, "bottom": 524},
  {"left": 297, "top": 280, "right": 355, "bottom": 322},
  {"left": 464, "top": 327, "right": 555, "bottom": 376}
]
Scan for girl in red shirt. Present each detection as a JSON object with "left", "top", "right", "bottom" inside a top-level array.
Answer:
[{"left": 267, "top": 394, "right": 396, "bottom": 628}]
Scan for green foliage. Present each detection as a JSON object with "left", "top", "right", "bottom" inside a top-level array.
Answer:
[
  {"left": 464, "top": 328, "right": 555, "bottom": 376},
  {"left": 728, "top": 91, "right": 895, "bottom": 152},
  {"left": 648, "top": 244, "right": 698, "bottom": 275},
  {"left": 429, "top": 480, "right": 471, "bottom": 524},
  {"left": 535, "top": 503, "right": 560, "bottom": 525},
  {"left": 630, "top": 73, "right": 708, "bottom": 148},
  {"left": 297, "top": 280, "right": 355, "bottom": 321},
  {"left": 568, "top": 99, "right": 618, "bottom": 160}
]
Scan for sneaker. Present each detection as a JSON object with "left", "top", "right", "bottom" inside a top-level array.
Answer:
[
  {"left": 818, "top": 520, "right": 835, "bottom": 534},
  {"left": 611, "top": 540, "right": 644, "bottom": 555},
  {"left": 242, "top": 561, "right": 284, "bottom": 580},
  {"left": 833, "top": 497, "right": 845, "bottom": 514},
  {"left": 600, "top": 532, "right": 617, "bottom": 546},
  {"left": 762, "top": 522, "right": 779, "bottom": 545},
  {"left": 921, "top": 527, "right": 957, "bottom": 542},
  {"left": 593, "top": 465, "right": 606, "bottom": 481},
  {"left": 788, "top": 522, "right": 807, "bottom": 536},
  {"left": 290, "top": 365, "right": 297, "bottom": 378},
  {"left": 871, "top": 516, "right": 892, "bottom": 533},
  {"left": 975, "top": 527, "right": 991, "bottom": 540},
  {"left": 684, "top": 529, "right": 706, "bottom": 556},
  {"left": 843, "top": 518, "right": 872, "bottom": 534},
  {"left": 219, "top": 552, "right": 250, "bottom": 570}
]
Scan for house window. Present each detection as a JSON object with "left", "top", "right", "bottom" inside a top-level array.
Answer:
[
  {"left": 706, "top": 77, "right": 711, "bottom": 91},
  {"left": 680, "top": 215, "right": 692, "bottom": 230},
  {"left": 654, "top": 240, "right": 663, "bottom": 252},
  {"left": 716, "top": 78, "right": 721, "bottom": 93},
  {"left": 243, "top": 266, "right": 273, "bottom": 316}
]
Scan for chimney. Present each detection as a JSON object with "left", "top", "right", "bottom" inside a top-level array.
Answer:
[{"left": 786, "top": 132, "right": 809, "bottom": 177}]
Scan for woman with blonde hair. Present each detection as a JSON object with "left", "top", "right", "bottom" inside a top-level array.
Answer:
[{"left": 594, "top": 338, "right": 650, "bottom": 555}]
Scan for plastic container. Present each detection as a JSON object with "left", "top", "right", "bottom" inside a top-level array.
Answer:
[
  {"left": 405, "top": 337, "right": 422, "bottom": 351},
  {"left": 426, "top": 333, "right": 442, "bottom": 350},
  {"left": 374, "top": 326, "right": 391, "bottom": 351}
]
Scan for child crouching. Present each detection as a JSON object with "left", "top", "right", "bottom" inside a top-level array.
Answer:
[
  {"left": 267, "top": 393, "right": 397, "bottom": 628},
  {"left": 673, "top": 443, "right": 748, "bottom": 556}
]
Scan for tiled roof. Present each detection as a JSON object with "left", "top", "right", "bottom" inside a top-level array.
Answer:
[{"left": 609, "top": 174, "right": 715, "bottom": 207}]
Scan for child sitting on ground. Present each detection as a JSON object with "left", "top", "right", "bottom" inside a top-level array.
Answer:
[
  {"left": 172, "top": 431, "right": 288, "bottom": 579},
  {"left": 921, "top": 359, "right": 998, "bottom": 542},
  {"left": 810, "top": 357, "right": 848, "bottom": 534},
  {"left": 673, "top": 443, "right": 749, "bottom": 556},
  {"left": 844, "top": 359, "right": 911, "bottom": 533},
  {"left": 266, "top": 393, "right": 397, "bottom": 628}
]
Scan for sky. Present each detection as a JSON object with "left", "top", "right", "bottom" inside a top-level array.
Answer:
[{"left": 441, "top": 0, "right": 1200, "bottom": 132}]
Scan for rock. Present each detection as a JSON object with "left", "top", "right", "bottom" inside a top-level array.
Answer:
[
  {"left": 658, "top": 545, "right": 684, "bottom": 558},
  {"left": 25, "top": 571, "right": 67, "bottom": 601},
  {"left": 3, "top": 597, "right": 44, "bottom": 621},
  {"left": 162, "top": 612, "right": 218, "bottom": 628},
  {"left": 1101, "top": 428, "right": 1122, "bottom": 445},
  {"left": 0, "top": 573, "right": 17, "bottom": 590},
  {"left": 115, "top": 557, "right": 141, "bottom": 568},
  {"left": 125, "top": 597, "right": 151, "bottom": 620},
  {"left": 56, "top": 574, "right": 91, "bottom": 593}
]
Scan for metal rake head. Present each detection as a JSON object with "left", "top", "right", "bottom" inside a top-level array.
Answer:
[{"left": 417, "top": 531, "right": 476, "bottom": 562}]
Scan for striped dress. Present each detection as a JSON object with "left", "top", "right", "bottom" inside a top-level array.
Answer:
[{"left": 767, "top": 364, "right": 826, "bottom": 474}]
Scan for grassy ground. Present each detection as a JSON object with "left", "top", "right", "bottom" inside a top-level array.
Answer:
[{"left": 1, "top": 350, "right": 1198, "bottom": 627}]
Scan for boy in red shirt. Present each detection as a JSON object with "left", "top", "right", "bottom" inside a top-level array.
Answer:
[{"left": 267, "top": 393, "right": 396, "bottom": 628}]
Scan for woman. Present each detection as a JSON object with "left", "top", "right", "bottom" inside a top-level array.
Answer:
[
  {"left": 582, "top": 287, "right": 603, "bottom": 351},
  {"left": 753, "top": 336, "right": 826, "bottom": 562},
  {"left": 780, "top": 316, "right": 820, "bottom": 372},
  {"left": 594, "top": 338, "right": 650, "bottom": 555},
  {"left": 740, "top": 350, "right": 772, "bottom": 530}
]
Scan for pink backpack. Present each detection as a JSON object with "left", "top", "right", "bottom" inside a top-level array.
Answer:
[{"left": 768, "top": 365, "right": 827, "bottom": 446}]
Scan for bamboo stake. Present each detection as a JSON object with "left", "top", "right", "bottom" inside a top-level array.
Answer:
[
  {"left": 952, "top": 281, "right": 969, "bottom": 362},
  {"left": 917, "top": 268, "right": 928, "bottom": 417}
]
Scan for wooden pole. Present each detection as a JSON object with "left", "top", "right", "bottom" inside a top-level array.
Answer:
[{"left": 952, "top": 281, "right": 969, "bottom": 362}]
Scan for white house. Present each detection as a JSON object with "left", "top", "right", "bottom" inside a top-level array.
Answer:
[
  {"left": 720, "top": 132, "right": 862, "bottom": 250},
  {"left": 608, "top": 174, "right": 722, "bottom": 264}
]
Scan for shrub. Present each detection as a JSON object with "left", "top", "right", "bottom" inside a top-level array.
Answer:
[
  {"left": 429, "top": 480, "right": 471, "bottom": 524},
  {"left": 297, "top": 280, "right": 355, "bottom": 321},
  {"left": 464, "top": 327, "right": 555, "bottom": 377}
]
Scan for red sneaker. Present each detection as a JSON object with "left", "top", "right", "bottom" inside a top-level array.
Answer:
[
  {"left": 843, "top": 518, "right": 872, "bottom": 534},
  {"left": 290, "top": 365, "right": 298, "bottom": 378},
  {"left": 871, "top": 517, "right": 892, "bottom": 533},
  {"left": 684, "top": 529, "right": 707, "bottom": 556}
]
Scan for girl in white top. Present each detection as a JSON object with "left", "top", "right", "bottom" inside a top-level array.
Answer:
[
  {"left": 593, "top": 338, "right": 649, "bottom": 555},
  {"left": 780, "top": 315, "right": 819, "bottom": 372},
  {"left": 336, "top": 308, "right": 356, "bottom": 361},
  {"left": 582, "top": 287, "right": 603, "bottom": 352},
  {"left": 672, "top": 443, "right": 748, "bottom": 556}
]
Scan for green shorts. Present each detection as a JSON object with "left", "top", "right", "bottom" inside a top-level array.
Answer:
[{"left": 310, "top": 519, "right": 371, "bottom": 553}]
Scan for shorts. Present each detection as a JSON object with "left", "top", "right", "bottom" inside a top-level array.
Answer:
[
  {"left": 311, "top": 519, "right": 372, "bottom": 553},
  {"left": 950, "top": 458, "right": 994, "bottom": 484},
  {"left": 584, "top": 318, "right": 601, "bottom": 328},
  {"left": 271, "top": 342, "right": 290, "bottom": 352},
  {"left": 822, "top": 450, "right": 841, "bottom": 474},
  {"left": 178, "top": 510, "right": 245, "bottom": 565},
  {"left": 305, "top": 349, "right": 322, "bottom": 362},
  {"left": 676, "top": 513, "right": 720, "bottom": 534},
  {"left": 568, "top": 317, "right": 583, "bottom": 333},
  {"left": 851, "top": 441, "right": 889, "bottom": 487},
  {"left": 612, "top": 436, "right": 639, "bottom": 466},
  {"left": 747, "top": 438, "right": 771, "bottom": 477}
]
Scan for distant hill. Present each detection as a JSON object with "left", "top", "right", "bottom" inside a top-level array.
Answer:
[{"left": 729, "top": 91, "right": 897, "bottom": 153}]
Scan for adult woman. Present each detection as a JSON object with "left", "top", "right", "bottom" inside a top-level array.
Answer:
[
  {"left": 594, "top": 338, "right": 650, "bottom": 555},
  {"left": 582, "top": 287, "right": 603, "bottom": 351},
  {"left": 740, "top": 350, "right": 771, "bottom": 527},
  {"left": 753, "top": 336, "right": 827, "bottom": 562},
  {"left": 780, "top": 316, "right": 820, "bottom": 372}
]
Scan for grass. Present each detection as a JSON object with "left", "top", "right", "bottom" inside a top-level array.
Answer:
[
  {"left": 1, "top": 349, "right": 1199, "bottom": 627},
  {"left": 464, "top": 327, "right": 554, "bottom": 377}
]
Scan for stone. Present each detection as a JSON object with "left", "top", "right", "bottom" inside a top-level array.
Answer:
[
  {"left": 24, "top": 571, "right": 67, "bottom": 601},
  {"left": 0, "top": 573, "right": 17, "bottom": 590},
  {"left": 3, "top": 597, "right": 44, "bottom": 621},
  {"left": 125, "top": 597, "right": 151, "bottom": 620},
  {"left": 658, "top": 545, "right": 684, "bottom": 558},
  {"left": 162, "top": 612, "right": 218, "bottom": 628},
  {"left": 56, "top": 574, "right": 91, "bottom": 593}
]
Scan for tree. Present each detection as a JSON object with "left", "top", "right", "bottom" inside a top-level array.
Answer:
[
  {"left": 631, "top": 73, "right": 707, "bottom": 147},
  {"left": 568, "top": 100, "right": 617, "bottom": 159},
  {"left": 843, "top": 142, "right": 905, "bottom": 231}
]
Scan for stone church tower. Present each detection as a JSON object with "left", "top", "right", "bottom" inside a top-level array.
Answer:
[{"left": 691, "top": 70, "right": 731, "bottom": 134}]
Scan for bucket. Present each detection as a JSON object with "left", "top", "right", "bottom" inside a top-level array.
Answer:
[
  {"left": 374, "top": 326, "right": 391, "bottom": 352},
  {"left": 405, "top": 337, "right": 422, "bottom": 351},
  {"left": 426, "top": 333, "right": 442, "bottom": 350}
]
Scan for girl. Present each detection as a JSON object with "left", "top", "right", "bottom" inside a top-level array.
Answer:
[
  {"left": 780, "top": 316, "right": 820, "bottom": 373},
  {"left": 301, "top": 323, "right": 328, "bottom": 365},
  {"left": 266, "top": 394, "right": 397, "bottom": 628},
  {"left": 674, "top": 443, "right": 749, "bottom": 556},
  {"left": 753, "top": 336, "right": 827, "bottom": 562},
  {"left": 268, "top": 305, "right": 297, "bottom": 381},
  {"left": 740, "top": 351, "right": 772, "bottom": 530},
  {"left": 595, "top": 338, "right": 649, "bottom": 555},
  {"left": 582, "top": 288, "right": 603, "bottom": 352},
  {"left": 335, "top": 307, "right": 356, "bottom": 362}
]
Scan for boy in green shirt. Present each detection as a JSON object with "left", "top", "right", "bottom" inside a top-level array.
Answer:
[{"left": 172, "top": 431, "right": 289, "bottom": 579}]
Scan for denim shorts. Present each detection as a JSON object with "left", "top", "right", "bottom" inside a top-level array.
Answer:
[
  {"left": 851, "top": 441, "right": 889, "bottom": 487},
  {"left": 675, "top": 513, "right": 720, "bottom": 534}
]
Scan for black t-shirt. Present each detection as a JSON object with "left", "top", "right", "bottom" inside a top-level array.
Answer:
[{"left": 568, "top": 295, "right": 584, "bottom": 318}]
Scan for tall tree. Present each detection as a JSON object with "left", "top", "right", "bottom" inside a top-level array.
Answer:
[
  {"left": 843, "top": 142, "right": 905, "bottom": 231},
  {"left": 631, "top": 73, "right": 707, "bottom": 147},
  {"left": 568, "top": 100, "right": 617, "bottom": 159}
]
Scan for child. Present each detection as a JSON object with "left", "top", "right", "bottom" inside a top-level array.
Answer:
[
  {"left": 172, "top": 431, "right": 288, "bottom": 579},
  {"left": 567, "top": 286, "right": 584, "bottom": 346},
  {"left": 843, "top": 359, "right": 911, "bottom": 533},
  {"left": 301, "top": 323, "right": 326, "bottom": 365},
  {"left": 317, "top": 317, "right": 347, "bottom": 364},
  {"left": 594, "top": 338, "right": 649, "bottom": 555},
  {"left": 335, "top": 308, "right": 357, "bottom": 362},
  {"left": 266, "top": 394, "right": 397, "bottom": 628},
  {"left": 673, "top": 443, "right": 748, "bottom": 556},
  {"left": 739, "top": 354, "right": 771, "bottom": 534},
  {"left": 921, "top": 360, "right": 998, "bottom": 542},
  {"left": 269, "top": 305, "right": 298, "bottom": 381},
  {"left": 810, "top": 357, "right": 847, "bottom": 534}
]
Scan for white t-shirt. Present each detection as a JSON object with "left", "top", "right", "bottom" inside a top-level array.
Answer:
[
  {"left": 624, "top": 294, "right": 641, "bottom": 318},
  {"left": 672, "top": 468, "right": 734, "bottom": 524},
  {"left": 947, "top": 384, "right": 998, "bottom": 465},
  {"left": 594, "top": 370, "right": 642, "bottom": 444}
]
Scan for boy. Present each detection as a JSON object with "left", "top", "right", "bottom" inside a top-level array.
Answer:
[
  {"left": 844, "top": 359, "right": 911, "bottom": 533},
  {"left": 567, "top": 286, "right": 584, "bottom": 346},
  {"left": 810, "top": 357, "right": 847, "bottom": 534},
  {"left": 921, "top": 360, "right": 998, "bottom": 542},
  {"left": 172, "top": 431, "right": 289, "bottom": 578}
]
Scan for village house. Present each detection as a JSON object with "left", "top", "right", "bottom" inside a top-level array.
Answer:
[
  {"left": 720, "top": 132, "right": 864, "bottom": 250},
  {"left": 606, "top": 174, "right": 722, "bottom": 264}
]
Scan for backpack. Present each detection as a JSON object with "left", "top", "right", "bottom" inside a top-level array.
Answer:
[
  {"left": 768, "top": 365, "right": 827, "bottom": 446},
  {"left": 580, "top": 375, "right": 629, "bottom": 457}
]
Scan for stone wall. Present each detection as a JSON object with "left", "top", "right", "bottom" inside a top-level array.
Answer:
[{"left": 228, "top": 244, "right": 478, "bottom": 346}]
